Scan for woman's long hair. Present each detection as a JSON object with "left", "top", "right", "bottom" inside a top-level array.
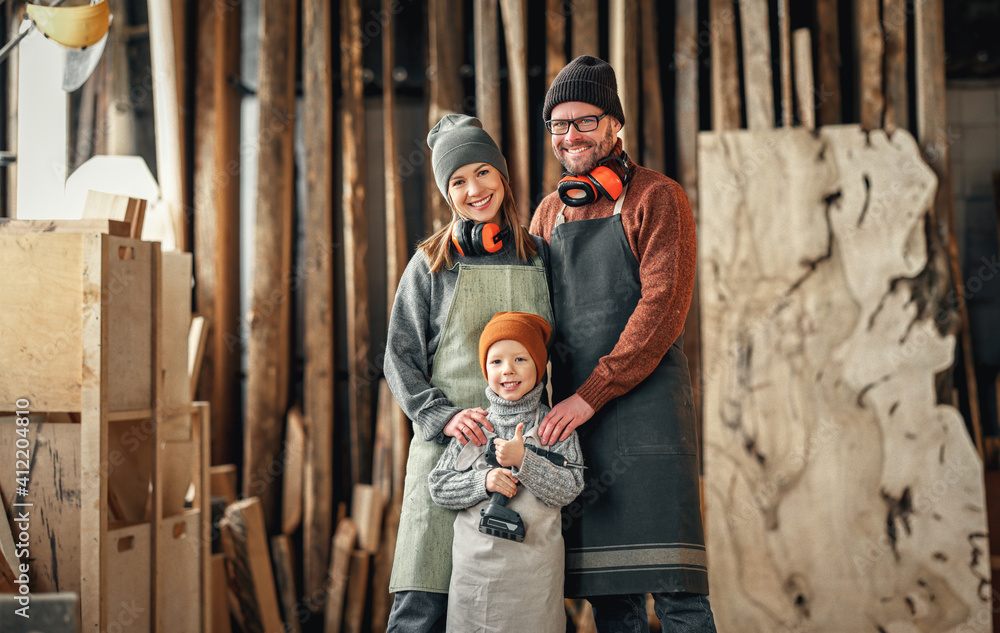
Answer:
[{"left": 418, "top": 176, "right": 537, "bottom": 273}]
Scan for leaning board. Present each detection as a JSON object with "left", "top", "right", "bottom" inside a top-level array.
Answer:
[{"left": 697, "top": 125, "right": 990, "bottom": 632}]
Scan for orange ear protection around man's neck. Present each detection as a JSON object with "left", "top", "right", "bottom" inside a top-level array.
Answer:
[
  {"left": 557, "top": 154, "right": 631, "bottom": 207},
  {"left": 451, "top": 218, "right": 511, "bottom": 257}
]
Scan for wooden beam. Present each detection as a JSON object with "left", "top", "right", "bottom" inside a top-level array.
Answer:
[
  {"left": 188, "top": 315, "right": 208, "bottom": 401},
  {"left": 883, "top": 0, "right": 909, "bottom": 134},
  {"left": 371, "top": 500, "right": 402, "bottom": 633},
  {"left": 778, "top": 0, "right": 793, "bottom": 126},
  {"left": 543, "top": 0, "right": 566, "bottom": 193},
  {"left": 106, "top": 0, "right": 136, "bottom": 155},
  {"left": 342, "top": 0, "right": 373, "bottom": 487},
  {"left": 793, "top": 28, "right": 816, "bottom": 130},
  {"left": 303, "top": 0, "right": 336, "bottom": 605},
  {"left": 282, "top": 406, "right": 305, "bottom": 535},
  {"left": 739, "top": 0, "right": 775, "bottom": 129},
  {"left": 915, "top": 0, "right": 982, "bottom": 458},
  {"left": 710, "top": 0, "right": 741, "bottom": 130},
  {"left": 79, "top": 192, "right": 146, "bottom": 239},
  {"left": 815, "top": 0, "right": 842, "bottom": 125},
  {"left": 854, "top": 0, "right": 884, "bottom": 130},
  {"left": 609, "top": 0, "right": 640, "bottom": 161},
  {"left": 271, "top": 534, "right": 303, "bottom": 633},
  {"left": 219, "top": 498, "right": 284, "bottom": 633},
  {"left": 210, "top": 464, "right": 238, "bottom": 506},
  {"left": 352, "top": 484, "right": 384, "bottom": 555},
  {"left": 324, "top": 518, "right": 358, "bottom": 633},
  {"left": 193, "top": 0, "right": 242, "bottom": 468},
  {"left": 373, "top": 381, "right": 394, "bottom": 505},
  {"left": 244, "top": 0, "right": 298, "bottom": 530},
  {"left": 343, "top": 551, "right": 370, "bottom": 633},
  {"left": 642, "top": 0, "right": 666, "bottom": 175},
  {"left": 426, "top": 0, "right": 464, "bottom": 233},
  {"left": 211, "top": 554, "right": 232, "bottom": 633},
  {"left": 384, "top": 1, "right": 408, "bottom": 311},
  {"left": 571, "top": 0, "right": 598, "bottom": 59},
  {"left": 474, "top": 0, "right": 502, "bottom": 140},
  {"left": 500, "top": 0, "right": 531, "bottom": 225}
]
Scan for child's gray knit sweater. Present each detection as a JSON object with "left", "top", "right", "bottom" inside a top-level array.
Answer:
[
  {"left": 383, "top": 235, "right": 549, "bottom": 444},
  {"left": 428, "top": 383, "right": 585, "bottom": 510}
]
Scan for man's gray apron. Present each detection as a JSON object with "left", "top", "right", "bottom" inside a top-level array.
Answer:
[
  {"left": 549, "top": 185, "right": 709, "bottom": 597},
  {"left": 389, "top": 259, "right": 554, "bottom": 593},
  {"left": 447, "top": 413, "right": 566, "bottom": 632}
]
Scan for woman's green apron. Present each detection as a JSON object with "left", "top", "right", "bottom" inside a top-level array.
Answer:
[{"left": 389, "top": 259, "right": 553, "bottom": 593}]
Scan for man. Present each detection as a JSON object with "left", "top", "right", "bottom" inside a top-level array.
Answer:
[{"left": 531, "top": 55, "right": 717, "bottom": 633}]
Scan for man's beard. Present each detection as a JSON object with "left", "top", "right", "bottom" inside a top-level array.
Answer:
[{"left": 554, "top": 123, "right": 618, "bottom": 175}]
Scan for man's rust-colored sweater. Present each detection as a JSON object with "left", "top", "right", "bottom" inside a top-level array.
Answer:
[{"left": 529, "top": 142, "right": 697, "bottom": 412}]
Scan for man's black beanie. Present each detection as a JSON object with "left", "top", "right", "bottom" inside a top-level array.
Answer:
[{"left": 542, "top": 55, "right": 625, "bottom": 128}]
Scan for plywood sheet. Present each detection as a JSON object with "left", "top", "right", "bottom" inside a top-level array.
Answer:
[
  {"left": 107, "top": 523, "right": 152, "bottom": 633},
  {"left": 160, "top": 250, "right": 193, "bottom": 410},
  {"left": 106, "top": 236, "right": 155, "bottom": 413},
  {"left": 157, "top": 511, "right": 202, "bottom": 633},
  {"left": 698, "top": 125, "right": 990, "bottom": 632}
]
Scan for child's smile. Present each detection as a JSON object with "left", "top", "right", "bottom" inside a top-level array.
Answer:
[{"left": 485, "top": 339, "right": 536, "bottom": 402}]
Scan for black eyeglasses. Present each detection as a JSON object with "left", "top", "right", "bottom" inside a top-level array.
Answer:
[{"left": 544, "top": 113, "right": 608, "bottom": 135}]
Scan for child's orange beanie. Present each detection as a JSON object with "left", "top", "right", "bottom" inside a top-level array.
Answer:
[{"left": 479, "top": 311, "right": 553, "bottom": 386}]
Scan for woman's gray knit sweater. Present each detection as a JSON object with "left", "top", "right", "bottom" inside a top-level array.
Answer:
[
  {"left": 428, "top": 383, "right": 585, "bottom": 510},
  {"left": 383, "top": 235, "right": 549, "bottom": 443}
]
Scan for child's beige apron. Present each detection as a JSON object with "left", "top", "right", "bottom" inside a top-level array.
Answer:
[
  {"left": 446, "top": 420, "right": 566, "bottom": 633},
  {"left": 389, "top": 259, "right": 553, "bottom": 593}
]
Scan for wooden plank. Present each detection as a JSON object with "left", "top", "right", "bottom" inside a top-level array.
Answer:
[
  {"left": 642, "top": 0, "right": 666, "bottom": 175},
  {"left": 147, "top": 0, "right": 186, "bottom": 251},
  {"left": 883, "top": 0, "right": 908, "bottom": 134},
  {"left": 543, "top": 0, "right": 566, "bottom": 193},
  {"left": 793, "top": 28, "right": 816, "bottom": 130},
  {"left": 282, "top": 406, "right": 305, "bottom": 535},
  {"left": 195, "top": 402, "right": 213, "bottom": 633},
  {"left": 106, "top": 0, "right": 136, "bottom": 155},
  {"left": 352, "top": 484, "right": 384, "bottom": 555},
  {"left": 188, "top": 315, "right": 208, "bottom": 401},
  {"left": 739, "top": 0, "right": 775, "bottom": 129},
  {"left": 244, "top": 0, "right": 298, "bottom": 530},
  {"left": 371, "top": 500, "right": 402, "bottom": 633},
  {"left": 778, "top": 0, "right": 793, "bottom": 126},
  {"left": 106, "top": 524, "right": 152, "bottom": 633},
  {"left": 609, "top": 0, "right": 639, "bottom": 161},
  {"left": 815, "top": 0, "right": 842, "bottom": 125},
  {"left": 81, "top": 191, "right": 146, "bottom": 239},
  {"left": 270, "top": 534, "right": 303, "bottom": 633},
  {"left": 915, "top": 0, "right": 982, "bottom": 458},
  {"left": 193, "top": 0, "right": 242, "bottom": 469},
  {"left": 373, "top": 381, "right": 394, "bottom": 506},
  {"left": 343, "top": 551, "right": 370, "bottom": 633},
  {"left": 211, "top": 553, "right": 232, "bottom": 633},
  {"left": 342, "top": 0, "right": 373, "bottom": 487},
  {"left": 383, "top": 0, "right": 408, "bottom": 311},
  {"left": 698, "top": 125, "right": 988, "bottom": 632},
  {"left": 302, "top": 0, "right": 336, "bottom": 605},
  {"left": 210, "top": 464, "right": 239, "bottom": 506},
  {"left": 107, "top": 237, "right": 156, "bottom": 415},
  {"left": 156, "top": 512, "right": 202, "bottom": 633},
  {"left": 219, "top": 498, "right": 284, "bottom": 633},
  {"left": 160, "top": 251, "right": 193, "bottom": 410},
  {"left": 324, "top": 518, "right": 358, "bottom": 633},
  {"left": 710, "top": 0, "right": 741, "bottom": 130},
  {"left": 500, "top": 0, "right": 531, "bottom": 225},
  {"left": 571, "top": 0, "right": 599, "bottom": 59},
  {"left": 426, "top": 0, "right": 464, "bottom": 233},
  {"left": 854, "top": 0, "right": 884, "bottom": 130},
  {"left": 474, "top": 0, "right": 502, "bottom": 140},
  {"left": 674, "top": 0, "right": 698, "bottom": 200},
  {"left": 0, "top": 218, "right": 130, "bottom": 236}
]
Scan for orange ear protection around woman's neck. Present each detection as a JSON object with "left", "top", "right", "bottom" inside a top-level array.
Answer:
[
  {"left": 451, "top": 218, "right": 511, "bottom": 256},
  {"left": 557, "top": 154, "right": 631, "bottom": 207}
]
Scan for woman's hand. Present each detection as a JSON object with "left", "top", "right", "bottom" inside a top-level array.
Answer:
[
  {"left": 485, "top": 468, "right": 519, "bottom": 498},
  {"left": 539, "top": 394, "right": 594, "bottom": 445},
  {"left": 443, "top": 408, "right": 494, "bottom": 445},
  {"left": 493, "top": 423, "right": 526, "bottom": 469}
]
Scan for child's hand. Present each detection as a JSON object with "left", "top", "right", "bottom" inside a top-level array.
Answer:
[
  {"left": 485, "top": 468, "right": 519, "bottom": 498},
  {"left": 494, "top": 423, "right": 526, "bottom": 469}
]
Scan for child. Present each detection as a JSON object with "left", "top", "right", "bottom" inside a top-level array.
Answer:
[
  {"left": 383, "top": 114, "right": 554, "bottom": 632},
  {"left": 428, "top": 311, "right": 584, "bottom": 633}
]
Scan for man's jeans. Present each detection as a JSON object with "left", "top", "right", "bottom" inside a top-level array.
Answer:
[
  {"left": 590, "top": 592, "right": 718, "bottom": 633},
  {"left": 386, "top": 590, "right": 448, "bottom": 633}
]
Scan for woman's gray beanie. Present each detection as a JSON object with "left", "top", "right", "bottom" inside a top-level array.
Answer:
[{"left": 427, "top": 114, "right": 509, "bottom": 201}]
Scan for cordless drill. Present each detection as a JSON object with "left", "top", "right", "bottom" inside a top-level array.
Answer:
[{"left": 479, "top": 437, "right": 526, "bottom": 543}]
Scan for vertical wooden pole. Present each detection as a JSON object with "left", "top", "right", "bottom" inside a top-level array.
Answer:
[
  {"left": 641, "top": 0, "right": 666, "bottom": 176},
  {"left": 244, "top": 0, "right": 298, "bottom": 530},
  {"left": 793, "top": 28, "right": 816, "bottom": 131},
  {"left": 194, "top": 0, "right": 241, "bottom": 468},
  {"left": 302, "top": 0, "right": 335, "bottom": 604},
  {"left": 474, "top": 0, "right": 502, "bottom": 141},
  {"left": 710, "top": 0, "right": 741, "bottom": 130},
  {"left": 815, "top": 0, "right": 842, "bottom": 125},
  {"left": 739, "top": 0, "right": 775, "bottom": 130},
  {"left": 385, "top": 3, "right": 407, "bottom": 306},
  {"left": 426, "top": 0, "right": 464, "bottom": 232},
  {"left": 778, "top": 0, "right": 793, "bottom": 126},
  {"left": 883, "top": 0, "right": 909, "bottom": 134},
  {"left": 106, "top": 0, "right": 135, "bottom": 155},
  {"left": 571, "top": 0, "right": 599, "bottom": 59},
  {"left": 343, "top": 0, "right": 373, "bottom": 486},
  {"left": 500, "top": 0, "right": 531, "bottom": 225},
  {"left": 609, "top": 0, "right": 639, "bottom": 159},
  {"left": 915, "top": 0, "right": 983, "bottom": 458},
  {"left": 854, "top": 0, "right": 884, "bottom": 130},
  {"left": 543, "top": 0, "right": 566, "bottom": 194}
]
